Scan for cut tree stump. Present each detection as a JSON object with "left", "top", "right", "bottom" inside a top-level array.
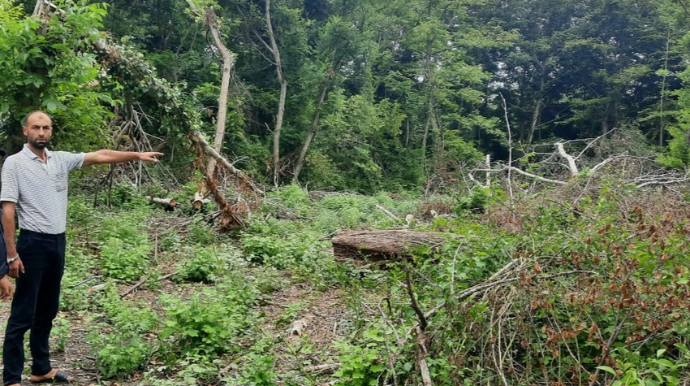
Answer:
[{"left": 331, "top": 230, "right": 456, "bottom": 262}]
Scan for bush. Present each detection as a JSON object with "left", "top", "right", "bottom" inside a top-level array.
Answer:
[
  {"left": 160, "top": 279, "right": 259, "bottom": 356},
  {"left": 90, "top": 331, "right": 155, "bottom": 378},
  {"left": 87, "top": 287, "right": 160, "bottom": 378},
  {"left": 174, "top": 245, "right": 221, "bottom": 283},
  {"left": 96, "top": 210, "right": 152, "bottom": 281},
  {"left": 100, "top": 237, "right": 151, "bottom": 281}
]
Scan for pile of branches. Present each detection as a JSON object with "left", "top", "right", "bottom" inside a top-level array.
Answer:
[{"left": 377, "top": 187, "right": 690, "bottom": 385}]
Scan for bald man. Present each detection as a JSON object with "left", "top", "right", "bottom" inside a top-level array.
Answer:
[{"left": 2, "top": 111, "right": 162, "bottom": 385}]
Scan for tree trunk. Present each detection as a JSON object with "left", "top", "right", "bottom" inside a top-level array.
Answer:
[
  {"left": 527, "top": 61, "right": 546, "bottom": 145},
  {"left": 659, "top": 27, "right": 670, "bottom": 147},
  {"left": 147, "top": 196, "right": 177, "bottom": 209},
  {"left": 185, "top": 1, "right": 236, "bottom": 178},
  {"left": 292, "top": 83, "right": 328, "bottom": 183},
  {"left": 192, "top": 131, "right": 264, "bottom": 196},
  {"left": 421, "top": 117, "right": 430, "bottom": 170},
  {"left": 265, "top": 0, "right": 288, "bottom": 187},
  {"left": 204, "top": 9, "right": 234, "bottom": 178},
  {"left": 331, "top": 230, "right": 456, "bottom": 261}
]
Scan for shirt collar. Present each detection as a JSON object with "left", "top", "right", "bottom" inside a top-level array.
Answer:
[{"left": 22, "top": 144, "right": 52, "bottom": 160}]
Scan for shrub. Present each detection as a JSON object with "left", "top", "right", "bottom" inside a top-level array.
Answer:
[
  {"left": 160, "top": 279, "right": 259, "bottom": 356},
  {"left": 87, "top": 287, "right": 160, "bottom": 378},
  {"left": 100, "top": 237, "right": 151, "bottom": 281},
  {"left": 90, "top": 330, "right": 155, "bottom": 378},
  {"left": 333, "top": 339, "right": 385, "bottom": 386},
  {"left": 174, "top": 245, "right": 222, "bottom": 283}
]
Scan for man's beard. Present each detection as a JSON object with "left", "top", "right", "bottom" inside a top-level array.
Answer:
[{"left": 30, "top": 139, "right": 47, "bottom": 149}]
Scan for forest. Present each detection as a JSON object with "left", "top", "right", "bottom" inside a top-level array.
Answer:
[{"left": 2, "top": 0, "right": 690, "bottom": 384}]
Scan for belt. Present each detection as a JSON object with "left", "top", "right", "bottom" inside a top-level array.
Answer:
[{"left": 19, "top": 229, "right": 65, "bottom": 239}]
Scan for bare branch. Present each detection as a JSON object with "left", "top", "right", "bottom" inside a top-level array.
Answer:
[
  {"left": 192, "top": 131, "right": 264, "bottom": 196},
  {"left": 575, "top": 127, "right": 619, "bottom": 160},
  {"left": 477, "top": 165, "right": 568, "bottom": 185},
  {"left": 555, "top": 142, "right": 578, "bottom": 176}
]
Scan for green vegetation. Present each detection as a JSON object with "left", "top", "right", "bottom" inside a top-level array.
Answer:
[
  {"left": 21, "top": 179, "right": 685, "bottom": 384},
  {"left": 3, "top": 0, "right": 690, "bottom": 384}
]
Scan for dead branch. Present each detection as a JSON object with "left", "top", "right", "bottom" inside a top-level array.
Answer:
[
  {"left": 416, "top": 326, "right": 433, "bottom": 386},
  {"left": 118, "top": 272, "right": 176, "bottom": 298},
  {"left": 303, "top": 363, "right": 342, "bottom": 375},
  {"left": 405, "top": 269, "right": 428, "bottom": 331},
  {"left": 192, "top": 131, "right": 264, "bottom": 196},
  {"left": 556, "top": 142, "right": 578, "bottom": 176},
  {"left": 478, "top": 165, "right": 567, "bottom": 185},
  {"left": 375, "top": 204, "right": 401, "bottom": 222}
]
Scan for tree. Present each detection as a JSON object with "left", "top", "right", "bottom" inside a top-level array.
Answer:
[{"left": 0, "top": 0, "right": 112, "bottom": 152}]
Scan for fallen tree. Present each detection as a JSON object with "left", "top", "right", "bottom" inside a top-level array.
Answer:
[{"left": 331, "top": 230, "right": 457, "bottom": 262}]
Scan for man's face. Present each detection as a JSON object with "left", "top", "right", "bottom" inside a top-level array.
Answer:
[{"left": 23, "top": 112, "right": 53, "bottom": 150}]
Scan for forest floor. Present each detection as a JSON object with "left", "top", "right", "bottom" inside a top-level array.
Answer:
[{"left": 1, "top": 262, "right": 361, "bottom": 386}]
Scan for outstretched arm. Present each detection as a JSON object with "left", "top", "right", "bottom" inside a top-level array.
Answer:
[{"left": 83, "top": 150, "right": 163, "bottom": 166}]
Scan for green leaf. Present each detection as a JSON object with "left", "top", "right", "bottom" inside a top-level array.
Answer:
[{"left": 597, "top": 365, "right": 617, "bottom": 376}]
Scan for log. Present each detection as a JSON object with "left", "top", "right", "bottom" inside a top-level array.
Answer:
[
  {"left": 192, "top": 192, "right": 210, "bottom": 210},
  {"left": 147, "top": 196, "right": 177, "bottom": 209},
  {"left": 331, "top": 230, "right": 456, "bottom": 261}
]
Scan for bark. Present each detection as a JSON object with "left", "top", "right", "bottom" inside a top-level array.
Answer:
[
  {"left": 499, "top": 93, "right": 515, "bottom": 204},
  {"left": 205, "top": 11, "right": 234, "bottom": 177},
  {"left": 660, "top": 28, "right": 670, "bottom": 147},
  {"left": 191, "top": 130, "right": 263, "bottom": 231},
  {"left": 331, "top": 230, "right": 456, "bottom": 261},
  {"left": 421, "top": 117, "right": 431, "bottom": 170},
  {"left": 293, "top": 83, "right": 329, "bottom": 183}
]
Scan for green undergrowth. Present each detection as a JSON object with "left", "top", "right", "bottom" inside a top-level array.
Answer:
[{"left": 52, "top": 180, "right": 690, "bottom": 385}]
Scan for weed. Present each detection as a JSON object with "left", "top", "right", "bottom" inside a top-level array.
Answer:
[
  {"left": 333, "top": 339, "right": 385, "bottom": 386},
  {"left": 173, "top": 245, "right": 222, "bottom": 283},
  {"left": 100, "top": 237, "right": 151, "bottom": 281},
  {"left": 51, "top": 315, "right": 71, "bottom": 353},
  {"left": 160, "top": 278, "right": 259, "bottom": 357}
]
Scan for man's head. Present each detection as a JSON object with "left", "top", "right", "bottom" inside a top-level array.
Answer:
[{"left": 22, "top": 111, "right": 53, "bottom": 150}]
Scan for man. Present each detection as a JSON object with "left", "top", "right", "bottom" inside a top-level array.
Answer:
[{"left": 2, "top": 111, "right": 162, "bottom": 386}]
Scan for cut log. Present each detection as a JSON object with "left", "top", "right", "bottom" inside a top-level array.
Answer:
[
  {"left": 192, "top": 192, "right": 210, "bottom": 210},
  {"left": 146, "top": 196, "right": 177, "bottom": 210},
  {"left": 331, "top": 230, "right": 456, "bottom": 261}
]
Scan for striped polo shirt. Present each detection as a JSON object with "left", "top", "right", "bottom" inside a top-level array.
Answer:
[{"left": 1, "top": 144, "right": 84, "bottom": 234}]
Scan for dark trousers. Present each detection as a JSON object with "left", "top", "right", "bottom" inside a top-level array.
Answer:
[{"left": 3, "top": 230, "right": 65, "bottom": 385}]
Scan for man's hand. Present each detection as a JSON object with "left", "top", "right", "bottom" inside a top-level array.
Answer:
[
  {"left": 138, "top": 152, "right": 163, "bottom": 162},
  {"left": 0, "top": 276, "right": 13, "bottom": 301},
  {"left": 8, "top": 258, "right": 24, "bottom": 278}
]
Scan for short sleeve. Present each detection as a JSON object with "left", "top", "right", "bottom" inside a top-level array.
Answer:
[
  {"left": 63, "top": 152, "right": 85, "bottom": 172},
  {"left": 1, "top": 158, "right": 19, "bottom": 203}
]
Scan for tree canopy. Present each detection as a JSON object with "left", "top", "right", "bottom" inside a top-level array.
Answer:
[{"left": 1, "top": 0, "right": 690, "bottom": 191}]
